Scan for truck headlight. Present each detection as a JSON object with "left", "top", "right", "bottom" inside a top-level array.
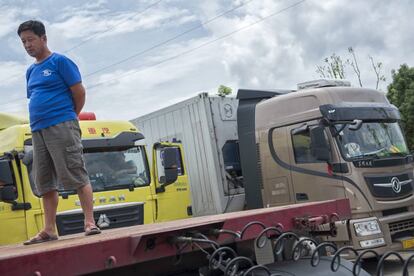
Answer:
[{"left": 353, "top": 220, "right": 381, "bottom": 237}]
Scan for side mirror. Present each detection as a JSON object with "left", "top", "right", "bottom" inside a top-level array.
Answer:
[
  {"left": 310, "top": 126, "right": 331, "bottom": 162},
  {"left": 160, "top": 147, "right": 178, "bottom": 185},
  {"left": 0, "top": 185, "right": 17, "bottom": 202},
  {"left": 292, "top": 124, "right": 308, "bottom": 135},
  {"left": 348, "top": 119, "right": 363, "bottom": 131}
]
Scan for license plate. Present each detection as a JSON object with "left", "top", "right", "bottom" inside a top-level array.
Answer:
[{"left": 402, "top": 238, "right": 414, "bottom": 249}]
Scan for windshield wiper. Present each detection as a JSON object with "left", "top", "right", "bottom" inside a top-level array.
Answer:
[
  {"left": 352, "top": 150, "right": 384, "bottom": 160},
  {"left": 104, "top": 183, "right": 135, "bottom": 191},
  {"left": 352, "top": 154, "right": 380, "bottom": 160},
  {"left": 365, "top": 147, "right": 388, "bottom": 156},
  {"left": 388, "top": 151, "right": 408, "bottom": 157},
  {"left": 353, "top": 147, "right": 408, "bottom": 160}
]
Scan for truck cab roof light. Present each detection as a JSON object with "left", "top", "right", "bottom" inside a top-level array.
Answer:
[
  {"left": 78, "top": 112, "right": 96, "bottom": 121},
  {"left": 297, "top": 79, "right": 351, "bottom": 90}
]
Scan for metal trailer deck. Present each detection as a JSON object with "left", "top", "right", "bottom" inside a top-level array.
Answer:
[{"left": 0, "top": 199, "right": 351, "bottom": 276}]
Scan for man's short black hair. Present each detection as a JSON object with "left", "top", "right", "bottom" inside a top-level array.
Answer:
[{"left": 17, "top": 20, "right": 46, "bottom": 37}]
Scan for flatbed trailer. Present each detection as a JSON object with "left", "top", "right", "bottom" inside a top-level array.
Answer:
[
  {"left": 0, "top": 199, "right": 351, "bottom": 276},
  {"left": 4, "top": 198, "right": 412, "bottom": 275},
  {"left": 3, "top": 198, "right": 413, "bottom": 276}
]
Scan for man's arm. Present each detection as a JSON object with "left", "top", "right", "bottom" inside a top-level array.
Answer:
[{"left": 70, "top": 82, "right": 86, "bottom": 115}]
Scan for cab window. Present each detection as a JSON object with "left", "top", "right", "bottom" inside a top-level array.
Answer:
[
  {"left": 156, "top": 147, "right": 184, "bottom": 182},
  {"left": 0, "top": 158, "right": 18, "bottom": 200},
  {"left": 291, "top": 129, "right": 321, "bottom": 163},
  {"left": 83, "top": 146, "right": 150, "bottom": 192}
]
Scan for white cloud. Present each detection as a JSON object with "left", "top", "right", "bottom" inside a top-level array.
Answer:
[
  {"left": 0, "top": 8, "right": 19, "bottom": 38},
  {"left": 51, "top": 4, "right": 197, "bottom": 40},
  {"left": 58, "top": 0, "right": 109, "bottom": 19},
  {"left": 195, "top": 0, "right": 414, "bottom": 91},
  {"left": 84, "top": 36, "right": 230, "bottom": 119},
  {"left": 0, "top": 0, "right": 413, "bottom": 120},
  {"left": 0, "top": 5, "right": 40, "bottom": 39},
  {"left": 0, "top": 100, "right": 28, "bottom": 115},
  {"left": 0, "top": 61, "right": 27, "bottom": 87}
]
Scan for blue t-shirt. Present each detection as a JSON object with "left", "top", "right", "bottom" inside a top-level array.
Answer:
[{"left": 26, "top": 53, "right": 81, "bottom": 131}]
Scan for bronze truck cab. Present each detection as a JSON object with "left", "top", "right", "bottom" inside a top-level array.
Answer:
[{"left": 237, "top": 80, "right": 414, "bottom": 254}]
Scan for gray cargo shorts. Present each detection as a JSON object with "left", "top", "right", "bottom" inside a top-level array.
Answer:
[{"left": 32, "top": 120, "right": 90, "bottom": 196}]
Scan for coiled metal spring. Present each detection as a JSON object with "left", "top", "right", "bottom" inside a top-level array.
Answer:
[{"left": 172, "top": 221, "right": 414, "bottom": 276}]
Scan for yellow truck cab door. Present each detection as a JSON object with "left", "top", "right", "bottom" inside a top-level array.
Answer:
[
  {"left": 286, "top": 121, "right": 345, "bottom": 203},
  {"left": 152, "top": 143, "right": 192, "bottom": 222},
  {"left": 0, "top": 158, "right": 28, "bottom": 245}
]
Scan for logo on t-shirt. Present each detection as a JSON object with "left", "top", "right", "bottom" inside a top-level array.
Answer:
[{"left": 42, "top": 69, "right": 52, "bottom": 76}]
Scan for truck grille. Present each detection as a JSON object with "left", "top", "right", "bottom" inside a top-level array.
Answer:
[
  {"left": 389, "top": 219, "right": 414, "bottom": 234},
  {"left": 382, "top": 207, "right": 408, "bottom": 217},
  {"left": 56, "top": 202, "right": 144, "bottom": 236},
  {"left": 365, "top": 172, "right": 413, "bottom": 199}
]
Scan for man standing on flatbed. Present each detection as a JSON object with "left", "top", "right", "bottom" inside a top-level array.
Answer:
[{"left": 18, "top": 20, "right": 100, "bottom": 245}]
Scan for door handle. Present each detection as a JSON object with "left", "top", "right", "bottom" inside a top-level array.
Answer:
[{"left": 296, "top": 193, "right": 309, "bottom": 201}]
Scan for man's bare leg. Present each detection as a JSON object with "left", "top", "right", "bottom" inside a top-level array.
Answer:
[
  {"left": 77, "top": 184, "right": 97, "bottom": 229},
  {"left": 23, "top": 191, "right": 59, "bottom": 244},
  {"left": 42, "top": 190, "right": 59, "bottom": 234}
]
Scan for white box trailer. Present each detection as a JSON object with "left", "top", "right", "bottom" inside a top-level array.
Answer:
[{"left": 131, "top": 93, "right": 244, "bottom": 216}]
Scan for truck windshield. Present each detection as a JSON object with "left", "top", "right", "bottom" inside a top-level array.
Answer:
[
  {"left": 334, "top": 122, "right": 409, "bottom": 160},
  {"left": 83, "top": 146, "right": 150, "bottom": 192}
]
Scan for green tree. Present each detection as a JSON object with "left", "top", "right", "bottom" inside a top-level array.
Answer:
[
  {"left": 387, "top": 64, "right": 414, "bottom": 150},
  {"left": 347, "top": 47, "right": 362, "bottom": 87},
  {"left": 217, "top": 85, "right": 232, "bottom": 97},
  {"left": 316, "top": 53, "right": 346, "bottom": 80},
  {"left": 368, "top": 55, "right": 386, "bottom": 90},
  {"left": 316, "top": 47, "right": 386, "bottom": 89}
]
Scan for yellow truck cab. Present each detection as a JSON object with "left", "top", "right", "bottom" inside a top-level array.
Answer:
[{"left": 0, "top": 113, "right": 191, "bottom": 245}]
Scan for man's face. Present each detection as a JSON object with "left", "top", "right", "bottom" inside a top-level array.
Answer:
[{"left": 19, "top": 30, "right": 46, "bottom": 58}]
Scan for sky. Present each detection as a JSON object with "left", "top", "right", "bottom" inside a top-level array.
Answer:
[{"left": 0, "top": 0, "right": 413, "bottom": 120}]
